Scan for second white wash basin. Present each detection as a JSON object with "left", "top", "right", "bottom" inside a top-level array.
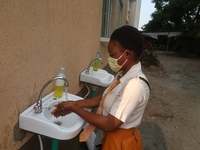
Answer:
[{"left": 80, "top": 67, "right": 114, "bottom": 87}]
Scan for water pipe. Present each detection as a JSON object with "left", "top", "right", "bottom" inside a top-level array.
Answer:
[
  {"left": 38, "top": 135, "right": 43, "bottom": 150},
  {"left": 91, "top": 88, "right": 96, "bottom": 98},
  {"left": 51, "top": 138, "right": 59, "bottom": 150}
]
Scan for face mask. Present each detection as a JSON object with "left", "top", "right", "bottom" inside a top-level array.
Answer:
[{"left": 108, "top": 50, "right": 128, "bottom": 72}]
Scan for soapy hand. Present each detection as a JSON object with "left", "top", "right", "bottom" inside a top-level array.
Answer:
[{"left": 51, "top": 101, "right": 74, "bottom": 118}]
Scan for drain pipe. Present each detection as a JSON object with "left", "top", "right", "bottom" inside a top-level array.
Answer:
[
  {"left": 51, "top": 138, "right": 59, "bottom": 150},
  {"left": 91, "top": 88, "right": 96, "bottom": 98},
  {"left": 37, "top": 134, "right": 58, "bottom": 150}
]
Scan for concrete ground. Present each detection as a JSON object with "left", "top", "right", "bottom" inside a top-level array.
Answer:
[{"left": 138, "top": 122, "right": 167, "bottom": 150}]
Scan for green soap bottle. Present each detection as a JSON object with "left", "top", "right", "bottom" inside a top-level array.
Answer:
[
  {"left": 53, "top": 67, "right": 66, "bottom": 98},
  {"left": 93, "top": 51, "right": 101, "bottom": 71}
]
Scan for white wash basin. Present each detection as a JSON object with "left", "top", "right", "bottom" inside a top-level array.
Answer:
[
  {"left": 80, "top": 67, "right": 114, "bottom": 87},
  {"left": 19, "top": 92, "right": 84, "bottom": 140}
]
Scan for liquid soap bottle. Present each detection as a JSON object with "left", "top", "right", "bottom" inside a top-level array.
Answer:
[
  {"left": 93, "top": 51, "right": 101, "bottom": 71},
  {"left": 53, "top": 67, "right": 66, "bottom": 98}
]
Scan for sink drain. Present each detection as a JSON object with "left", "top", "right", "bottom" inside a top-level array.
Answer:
[{"left": 54, "top": 121, "right": 62, "bottom": 126}]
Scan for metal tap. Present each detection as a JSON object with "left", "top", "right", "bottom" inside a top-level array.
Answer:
[
  {"left": 85, "top": 57, "right": 102, "bottom": 75},
  {"left": 34, "top": 76, "right": 69, "bottom": 113}
]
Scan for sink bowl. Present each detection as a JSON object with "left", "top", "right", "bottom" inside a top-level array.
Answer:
[
  {"left": 80, "top": 67, "right": 114, "bottom": 87},
  {"left": 19, "top": 92, "right": 85, "bottom": 140}
]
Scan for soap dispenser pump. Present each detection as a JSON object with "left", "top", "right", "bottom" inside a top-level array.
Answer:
[
  {"left": 53, "top": 67, "right": 66, "bottom": 98},
  {"left": 93, "top": 51, "right": 101, "bottom": 71}
]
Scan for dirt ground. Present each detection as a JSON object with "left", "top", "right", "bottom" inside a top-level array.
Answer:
[{"left": 142, "top": 52, "right": 200, "bottom": 150}]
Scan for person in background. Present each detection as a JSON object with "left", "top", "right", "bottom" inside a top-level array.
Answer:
[{"left": 52, "top": 25, "right": 150, "bottom": 150}]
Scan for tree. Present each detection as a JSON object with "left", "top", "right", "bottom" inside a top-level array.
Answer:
[{"left": 142, "top": 0, "right": 200, "bottom": 56}]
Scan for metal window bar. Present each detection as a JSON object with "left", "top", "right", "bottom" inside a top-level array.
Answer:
[
  {"left": 101, "top": 0, "right": 112, "bottom": 37},
  {"left": 117, "top": 0, "right": 123, "bottom": 28}
]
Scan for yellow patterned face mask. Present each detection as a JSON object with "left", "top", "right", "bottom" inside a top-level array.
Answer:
[{"left": 108, "top": 50, "right": 128, "bottom": 72}]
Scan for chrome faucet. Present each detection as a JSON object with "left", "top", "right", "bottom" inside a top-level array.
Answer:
[
  {"left": 85, "top": 57, "right": 102, "bottom": 75},
  {"left": 34, "top": 76, "right": 69, "bottom": 113}
]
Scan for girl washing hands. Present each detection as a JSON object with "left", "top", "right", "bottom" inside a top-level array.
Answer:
[{"left": 52, "top": 25, "right": 150, "bottom": 150}]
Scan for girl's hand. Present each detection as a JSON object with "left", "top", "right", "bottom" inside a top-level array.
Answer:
[{"left": 51, "top": 101, "right": 75, "bottom": 118}]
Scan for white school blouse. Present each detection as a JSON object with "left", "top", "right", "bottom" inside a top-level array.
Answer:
[{"left": 102, "top": 62, "right": 150, "bottom": 128}]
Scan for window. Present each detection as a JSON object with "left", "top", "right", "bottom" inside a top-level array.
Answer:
[
  {"left": 117, "top": 0, "right": 123, "bottom": 28},
  {"left": 101, "top": 0, "right": 112, "bottom": 37}
]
